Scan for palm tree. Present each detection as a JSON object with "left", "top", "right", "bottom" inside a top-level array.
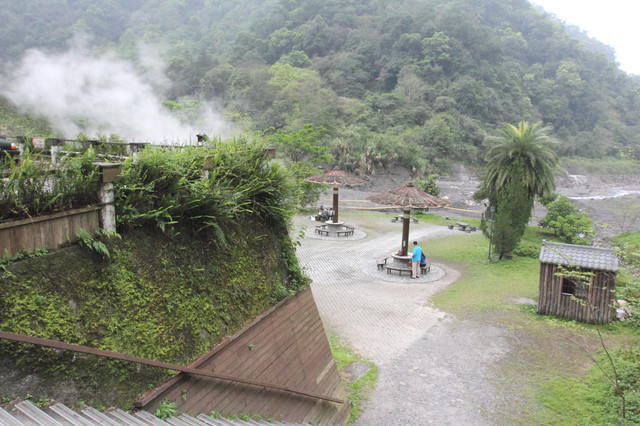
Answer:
[
  {"left": 481, "top": 121, "right": 558, "bottom": 200},
  {"left": 479, "top": 121, "right": 559, "bottom": 259}
]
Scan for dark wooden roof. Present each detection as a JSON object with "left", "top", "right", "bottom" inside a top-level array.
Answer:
[{"left": 539, "top": 240, "right": 618, "bottom": 272}]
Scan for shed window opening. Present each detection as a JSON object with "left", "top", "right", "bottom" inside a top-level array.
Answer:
[{"left": 561, "top": 276, "right": 588, "bottom": 299}]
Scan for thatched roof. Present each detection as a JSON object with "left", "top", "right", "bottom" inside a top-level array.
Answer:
[
  {"left": 304, "top": 169, "right": 366, "bottom": 186},
  {"left": 367, "top": 185, "right": 451, "bottom": 209}
]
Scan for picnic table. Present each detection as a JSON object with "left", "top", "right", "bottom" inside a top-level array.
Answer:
[
  {"left": 456, "top": 222, "right": 469, "bottom": 231},
  {"left": 455, "top": 222, "right": 477, "bottom": 232}
]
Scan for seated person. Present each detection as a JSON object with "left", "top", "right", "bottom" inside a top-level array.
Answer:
[{"left": 321, "top": 209, "right": 330, "bottom": 221}]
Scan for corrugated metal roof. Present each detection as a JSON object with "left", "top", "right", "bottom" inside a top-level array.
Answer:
[
  {"left": 1, "top": 400, "right": 315, "bottom": 425},
  {"left": 539, "top": 241, "right": 618, "bottom": 272}
]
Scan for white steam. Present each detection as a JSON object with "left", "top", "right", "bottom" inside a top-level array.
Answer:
[{"left": 0, "top": 43, "right": 227, "bottom": 143}]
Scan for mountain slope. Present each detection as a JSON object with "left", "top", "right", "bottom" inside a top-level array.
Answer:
[{"left": 1, "top": 0, "right": 639, "bottom": 174}]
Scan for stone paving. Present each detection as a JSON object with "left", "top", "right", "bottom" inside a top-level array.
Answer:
[{"left": 294, "top": 212, "right": 511, "bottom": 425}]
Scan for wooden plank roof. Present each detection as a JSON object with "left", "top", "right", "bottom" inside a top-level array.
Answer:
[
  {"left": 539, "top": 240, "right": 618, "bottom": 272},
  {"left": 136, "top": 288, "right": 349, "bottom": 424}
]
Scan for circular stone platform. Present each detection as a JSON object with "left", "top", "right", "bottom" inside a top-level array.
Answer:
[
  {"left": 363, "top": 263, "right": 446, "bottom": 283},
  {"left": 306, "top": 228, "right": 367, "bottom": 241}
]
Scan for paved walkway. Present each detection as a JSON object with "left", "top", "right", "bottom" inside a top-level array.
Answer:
[{"left": 294, "top": 212, "right": 511, "bottom": 425}]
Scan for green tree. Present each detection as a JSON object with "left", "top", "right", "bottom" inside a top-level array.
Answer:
[
  {"left": 480, "top": 121, "right": 559, "bottom": 257},
  {"left": 266, "top": 124, "right": 329, "bottom": 164},
  {"left": 200, "top": 64, "right": 234, "bottom": 100},
  {"left": 279, "top": 50, "right": 312, "bottom": 68},
  {"left": 268, "top": 63, "right": 321, "bottom": 88},
  {"left": 284, "top": 161, "right": 324, "bottom": 207},
  {"left": 482, "top": 121, "right": 558, "bottom": 200},
  {"left": 421, "top": 31, "right": 452, "bottom": 69},
  {"left": 539, "top": 196, "right": 595, "bottom": 244},
  {"left": 412, "top": 175, "right": 440, "bottom": 197},
  {"left": 539, "top": 196, "right": 578, "bottom": 227},
  {"left": 492, "top": 168, "right": 532, "bottom": 259}
]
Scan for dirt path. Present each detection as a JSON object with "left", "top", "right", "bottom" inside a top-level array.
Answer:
[{"left": 294, "top": 214, "right": 512, "bottom": 425}]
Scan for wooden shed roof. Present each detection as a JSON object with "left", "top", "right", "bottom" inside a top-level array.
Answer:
[{"left": 539, "top": 240, "right": 618, "bottom": 272}]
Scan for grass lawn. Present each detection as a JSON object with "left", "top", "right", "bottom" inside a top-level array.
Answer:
[
  {"left": 328, "top": 333, "right": 377, "bottom": 423},
  {"left": 414, "top": 213, "right": 640, "bottom": 425}
]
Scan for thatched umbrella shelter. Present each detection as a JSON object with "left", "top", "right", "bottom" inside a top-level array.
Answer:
[
  {"left": 367, "top": 184, "right": 450, "bottom": 256},
  {"left": 305, "top": 168, "right": 366, "bottom": 224}
]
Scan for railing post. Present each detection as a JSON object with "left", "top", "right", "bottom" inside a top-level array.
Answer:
[
  {"left": 95, "top": 162, "right": 121, "bottom": 233},
  {"left": 47, "top": 138, "right": 65, "bottom": 164},
  {"left": 16, "top": 136, "right": 26, "bottom": 155},
  {"left": 203, "top": 155, "right": 214, "bottom": 179},
  {"left": 128, "top": 142, "right": 145, "bottom": 160}
]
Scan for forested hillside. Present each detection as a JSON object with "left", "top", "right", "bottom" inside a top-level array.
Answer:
[{"left": 2, "top": 0, "right": 640, "bottom": 176}]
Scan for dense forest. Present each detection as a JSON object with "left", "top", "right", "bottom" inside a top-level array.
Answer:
[{"left": 1, "top": 0, "right": 640, "bottom": 176}]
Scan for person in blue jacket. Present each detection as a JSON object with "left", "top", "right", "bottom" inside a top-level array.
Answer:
[{"left": 411, "top": 241, "right": 422, "bottom": 279}]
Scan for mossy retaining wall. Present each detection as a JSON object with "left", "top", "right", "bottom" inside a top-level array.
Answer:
[{"left": 0, "top": 219, "right": 307, "bottom": 409}]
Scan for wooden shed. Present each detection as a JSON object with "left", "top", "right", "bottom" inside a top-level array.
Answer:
[{"left": 537, "top": 241, "right": 618, "bottom": 324}]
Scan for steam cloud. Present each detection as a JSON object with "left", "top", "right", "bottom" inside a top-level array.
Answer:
[{"left": 0, "top": 44, "right": 227, "bottom": 143}]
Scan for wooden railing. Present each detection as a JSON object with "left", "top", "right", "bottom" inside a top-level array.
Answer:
[
  {"left": 0, "top": 205, "right": 102, "bottom": 257},
  {"left": 0, "top": 330, "right": 343, "bottom": 404}
]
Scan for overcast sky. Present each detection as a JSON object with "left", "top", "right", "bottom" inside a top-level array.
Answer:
[{"left": 532, "top": 0, "right": 640, "bottom": 75}]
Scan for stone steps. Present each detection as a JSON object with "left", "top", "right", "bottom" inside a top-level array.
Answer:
[{"left": 0, "top": 400, "right": 312, "bottom": 426}]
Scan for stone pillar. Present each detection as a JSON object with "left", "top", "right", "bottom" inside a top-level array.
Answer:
[
  {"left": 401, "top": 208, "right": 411, "bottom": 256},
  {"left": 128, "top": 143, "right": 146, "bottom": 160},
  {"left": 46, "top": 138, "right": 62, "bottom": 164},
  {"left": 95, "top": 163, "right": 122, "bottom": 233},
  {"left": 16, "top": 136, "right": 26, "bottom": 155},
  {"left": 263, "top": 147, "right": 276, "bottom": 159},
  {"left": 202, "top": 155, "right": 215, "bottom": 179},
  {"left": 332, "top": 186, "right": 339, "bottom": 223}
]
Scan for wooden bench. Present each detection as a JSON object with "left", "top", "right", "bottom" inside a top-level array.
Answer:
[
  {"left": 385, "top": 266, "right": 412, "bottom": 276},
  {"left": 376, "top": 257, "right": 388, "bottom": 270},
  {"left": 392, "top": 216, "right": 418, "bottom": 223},
  {"left": 315, "top": 228, "right": 329, "bottom": 236},
  {"left": 336, "top": 230, "right": 354, "bottom": 237}
]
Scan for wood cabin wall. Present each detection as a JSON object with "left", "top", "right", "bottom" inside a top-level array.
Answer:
[{"left": 537, "top": 263, "right": 616, "bottom": 324}]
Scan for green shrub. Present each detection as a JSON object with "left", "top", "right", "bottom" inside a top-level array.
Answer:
[
  {"left": 539, "top": 196, "right": 595, "bottom": 244},
  {"left": 413, "top": 174, "right": 441, "bottom": 196},
  {"left": 0, "top": 148, "right": 100, "bottom": 221},
  {"left": 512, "top": 241, "right": 540, "bottom": 258},
  {"left": 114, "top": 137, "right": 297, "bottom": 233},
  {"left": 582, "top": 346, "right": 640, "bottom": 423},
  {"left": 154, "top": 399, "right": 177, "bottom": 420}
]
